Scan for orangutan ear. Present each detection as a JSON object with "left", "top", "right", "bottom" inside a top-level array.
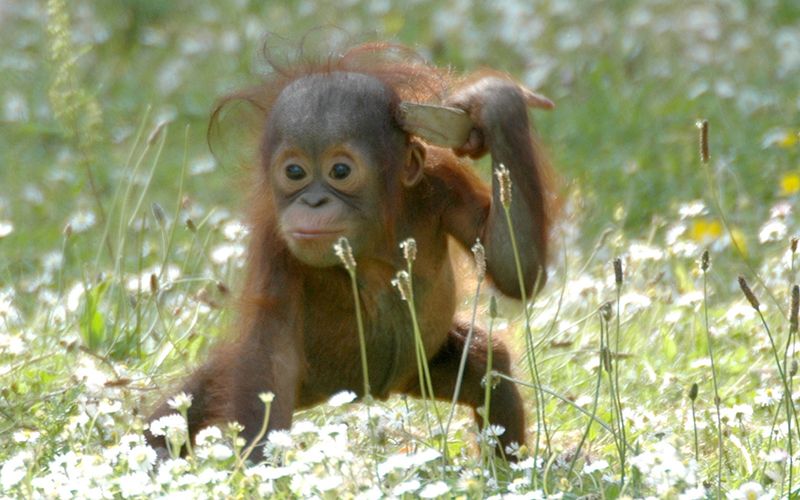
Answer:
[
  {"left": 401, "top": 139, "right": 426, "bottom": 187},
  {"left": 396, "top": 102, "right": 473, "bottom": 148}
]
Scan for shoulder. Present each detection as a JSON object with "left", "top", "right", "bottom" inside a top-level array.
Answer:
[{"left": 421, "top": 146, "right": 490, "bottom": 203}]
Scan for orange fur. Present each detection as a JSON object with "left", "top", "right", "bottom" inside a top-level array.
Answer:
[{"left": 146, "top": 43, "right": 556, "bottom": 461}]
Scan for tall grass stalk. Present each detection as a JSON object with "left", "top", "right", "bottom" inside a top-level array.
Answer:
[
  {"left": 689, "top": 382, "right": 699, "bottom": 461},
  {"left": 113, "top": 120, "right": 168, "bottom": 284},
  {"left": 405, "top": 275, "right": 434, "bottom": 434},
  {"left": 112, "top": 124, "right": 168, "bottom": 356},
  {"left": 144, "top": 126, "right": 192, "bottom": 360},
  {"left": 783, "top": 285, "right": 799, "bottom": 492},
  {"left": 603, "top": 346, "right": 625, "bottom": 486},
  {"left": 100, "top": 116, "right": 157, "bottom": 285},
  {"left": 392, "top": 241, "right": 444, "bottom": 449},
  {"left": 56, "top": 225, "right": 71, "bottom": 298},
  {"left": 697, "top": 119, "right": 784, "bottom": 318},
  {"left": 132, "top": 215, "right": 146, "bottom": 357},
  {"left": 481, "top": 295, "right": 499, "bottom": 477},
  {"left": 334, "top": 237, "right": 371, "bottom": 399},
  {"left": 93, "top": 106, "right": 151, "bottom": 267},
  {"left": 235, "top": 393, "right": 274, "bottom": 471},
  {"left": 495, "top": 163, "right": 549, "bottom": 483},
  {"left": 701, "top": 250, "right": 723, "bottom": 499},
  {"left": 738, "top": 276, "right": 799, "bottom": 491},
  {"left": 566, "top": 303, "right": 610, "bottom": 479},
  {"left": 611, "top": 258, "right": 627, "bottom": 485},
  {"left": 445, "top": 240, "right": 485, "bottom": 452},
  {"left": 493, "top": 372, "right": 615, "bottom": 433},
  {"left": 158, "top": 125, "right": 191, "bottom": 281},
  {"left": 334, "top": 237, "right": 383, "bottom": 485}
]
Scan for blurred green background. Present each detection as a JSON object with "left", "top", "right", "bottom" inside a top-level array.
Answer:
[
  {"left": 0, "top": 4, "right": 799, "bottom": 495},
  {"left": 1, "top": 0, "right": 799, "bottom": 279}
]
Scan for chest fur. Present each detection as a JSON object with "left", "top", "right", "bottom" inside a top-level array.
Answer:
[{"left": 298, "top": 251, "right": 456, "bottom": 402}]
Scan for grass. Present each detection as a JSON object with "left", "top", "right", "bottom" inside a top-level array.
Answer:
[{"left": 1, "top": 0, "right": 800, "bottom": 497}]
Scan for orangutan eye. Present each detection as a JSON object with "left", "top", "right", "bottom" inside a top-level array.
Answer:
[
  {"left": 285, "top": 164, "right": 306, "bottom": 181},
  {"left": 330, "top": 163, "right": 352, "bottom": 180}
]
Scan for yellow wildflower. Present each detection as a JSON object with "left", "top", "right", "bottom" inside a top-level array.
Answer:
[
  {"left": 689, "top": 218, "right": 723, "bottom": 243},
  {"left": 780, "top": 173, "right": 800, "bottom": 196},
  {"left": 778, "top": 131, "right": 799, "bottom": 149}
]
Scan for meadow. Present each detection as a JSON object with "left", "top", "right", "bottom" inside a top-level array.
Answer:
[{"left": 1, "top": 0, "right": 800, "bottom": 497}]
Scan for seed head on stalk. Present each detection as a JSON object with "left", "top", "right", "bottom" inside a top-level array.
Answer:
[
  {"left": 495, "top": 164, "right": 512, "bottom": 208},
  {"left": 152, "top": 202, "right": 166, "bottom": 227},
  {"left": 400, "top": 238, "right": 417, "bottom": 264},
  {"left": 696, "top": 119, "right": 709, "bottom": 164},
  {"left": 600, "top": 301, "right": 613, "bottom": 323},
  {"left": 791, "top": 285, "right": 799, "bottom": 334},
  {"left": 472, "top": 239, "right": 486, "bottom": 281},
  {"left": 334, "top": 237, "right": 357, "bottom": 273},
  {"left": 689, "top": 383, "right": 699, "bottom": 401},
  {"left": 392, "top": 271, "right": 412, "bottom": 302},
  {"left": 613, "top": 258, "right": 623, "bottom": 286},
  {"left": 737, "top": 276, "right": 760, "bottom": 311}
]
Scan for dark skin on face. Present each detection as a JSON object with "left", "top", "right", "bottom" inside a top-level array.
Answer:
[
  {"left": 266, "top": 74, "right": 415, "bottom": 268},
  {"left": 146, "top": 45, "right": 555, "bottom": 462}
]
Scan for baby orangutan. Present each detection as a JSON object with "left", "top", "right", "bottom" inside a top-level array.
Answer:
[{"left": 147, "top": 43, "right": 555, "bottom": 461}]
